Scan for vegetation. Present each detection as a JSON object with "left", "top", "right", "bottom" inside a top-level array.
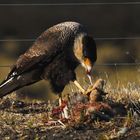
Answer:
[{"left": 0, "top": 78, "right": 139, "bottom": 139}]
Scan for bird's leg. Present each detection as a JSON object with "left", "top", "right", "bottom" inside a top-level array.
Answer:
[
  {"left": 58, "top": 93, "right": 69, "bottom": 119},
  {"left": 73, "top": 80, "right": 85, "bottom": 93},
  {"left": 59, "top": 93, "right": 62, "bottom": 106},
  {"left": 58, "top": 93, "right": 63, "bottom": 119}
]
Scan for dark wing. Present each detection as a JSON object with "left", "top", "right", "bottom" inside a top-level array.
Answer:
[
  {"left": 7, "top": 30, "right": 68, "bottom": 79},
  {"left": 6, "top": 21, "right": 86, "bottom": 79}
]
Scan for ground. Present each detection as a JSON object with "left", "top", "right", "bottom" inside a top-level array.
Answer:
[{"left": 0, "top": 79, "right": 140, "bottom": 140}]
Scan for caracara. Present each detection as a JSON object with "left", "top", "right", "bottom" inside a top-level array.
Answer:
[{"left": 0, "top": 21, "right": 97, "bottom": 98}]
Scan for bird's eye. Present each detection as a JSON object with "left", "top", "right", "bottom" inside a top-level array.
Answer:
[
  {"left": 83, "top": 48, "right": 89, "bottom": 57},
  {"left": 83, "top": 49, "right": 88, "bottom": 57}
]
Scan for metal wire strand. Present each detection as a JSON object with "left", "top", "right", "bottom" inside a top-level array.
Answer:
[
  {"left": 0, "top": 2, "right": 140, "bottom": 6},
  {"left": 0, "top": 63, "right": 140, "bottom": 67},
  {"left": 0, "top": 37, "right": 140, "bottom": 42}
]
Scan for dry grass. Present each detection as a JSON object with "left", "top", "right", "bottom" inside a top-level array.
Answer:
[{"left": 0, "top": 78, "right": 139, "bottom": 140}]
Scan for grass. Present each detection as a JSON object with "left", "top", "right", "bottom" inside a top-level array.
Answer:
[{"left": 0, "top": 77, "right": 139, "bottom": 140}]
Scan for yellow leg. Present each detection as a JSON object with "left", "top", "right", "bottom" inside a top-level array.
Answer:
[{"left": 73, "top": 80, "right": 85, "bottom": 93}]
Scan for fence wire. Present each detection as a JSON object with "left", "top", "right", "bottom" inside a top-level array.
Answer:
[
  {"left": 0, "top": 63, "right": 140, "bottom": 68},
  {"left": 0, "top": 2, "right": 140, "bottom": 6},
  {"left": 0, "top": 37, "right": 140, "bottom": 42}
]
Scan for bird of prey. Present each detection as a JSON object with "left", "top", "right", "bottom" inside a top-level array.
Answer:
[{"left": 0, "top": 21, "right": 97, "bottom": 98}]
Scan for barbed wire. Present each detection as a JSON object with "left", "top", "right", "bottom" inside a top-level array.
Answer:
[
  {"left": 0, "top": 2, "right": 140, "bottom": 6},
  {"left": 0, "top": 63, "right": 140, "bottom": 68},
  {"left": 0, "top": 37, "right": 140, "bottom": 42}
]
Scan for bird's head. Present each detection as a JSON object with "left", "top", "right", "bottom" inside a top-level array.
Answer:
[{"left": 73, "top": 33, "right": 97, "bottom": 78}]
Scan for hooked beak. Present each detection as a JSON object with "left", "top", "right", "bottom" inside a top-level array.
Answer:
[
  {"left": 84, "top": 57, "right": 93, "bottom": 76},
  {"left": 84, "top": 57, "right": 93, "bottom": 85}
]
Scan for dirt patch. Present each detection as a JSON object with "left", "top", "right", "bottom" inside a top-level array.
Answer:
[{"left": 0, "top": 79, "right": 140, "bottom": 140}]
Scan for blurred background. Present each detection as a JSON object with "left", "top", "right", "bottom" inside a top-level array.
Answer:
[{"left": 0, "top": 0, "right": 139, "bottom": 100}]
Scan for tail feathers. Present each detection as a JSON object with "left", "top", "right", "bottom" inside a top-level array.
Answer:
[
  {"left": 0, "top": 69, "right": 42, "bottom": 98},
  {"left": 0, "top": 77, "right": 20, "bottom": 98}
]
